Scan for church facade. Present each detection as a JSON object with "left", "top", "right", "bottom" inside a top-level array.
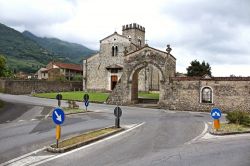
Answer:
[
  {"left": 83, "top": 23, "right": 250, "bottom": 112},
  {"left": 83, "top": 23, "right": 160, "bottom": 91}
]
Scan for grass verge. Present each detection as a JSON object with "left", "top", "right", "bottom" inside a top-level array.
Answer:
[
  {"left": 211, "top": 123, "right": 250, "bottom": 134},
  {"left": 48, "top": 127, "right": 123, "bottom": 153},
  {"left": 53, "top": 127, "right": 120, "bottom": 149}
]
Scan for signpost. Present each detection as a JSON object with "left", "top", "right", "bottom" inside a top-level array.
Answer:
[
  {"left": 56, "top": 93, "right": 63, "bottom": 107},
  {"left": 83, "top": 94, "right": 89, "bottom": 111},
  {"left": 211, "top": 108, "right": 222, "bottom": 131},
  {"left": 114, "top": 106, "right": 122, "bottom": 128},
  {"left": 52, "top": 108, "right": 65, "bottom": 148}
]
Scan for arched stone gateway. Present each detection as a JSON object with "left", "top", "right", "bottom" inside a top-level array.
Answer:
[{"left": 107, "top": 45, "right": 176, "bottom": 105}]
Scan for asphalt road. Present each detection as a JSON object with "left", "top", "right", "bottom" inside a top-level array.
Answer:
[{"left": 0, "top": 93, "right": 249, "bottom": 166}]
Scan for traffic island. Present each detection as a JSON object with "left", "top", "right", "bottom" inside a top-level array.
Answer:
[
  {"left": 47, "top": 127, "right": 124, "bottom": 153},
  {"left": 209, "top": 123, "right": 250, "bottom": 135},
  {"left": 62, "top": 107, "right": 91, "bottom": 115}
]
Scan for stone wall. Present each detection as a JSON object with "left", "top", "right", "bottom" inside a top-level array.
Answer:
[
  {"left": 160, "top": 77, "right": 250, "bottom": 112},
  {"left": 107, "top": 46, "right": 176, "bottom": 104},
  {"left": 0, "top": 79, "right": 82, "bottom": 94}
]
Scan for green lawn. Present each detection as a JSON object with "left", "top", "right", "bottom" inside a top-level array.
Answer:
[
  {"left": 33, "top": 91, "right": 109, "bottom": 103},
  {"left": 33, "top": 91, "right": 159, "bottom": 102},
  {"left": 138, "top": 92, "right": 159, "bottom": 99}
]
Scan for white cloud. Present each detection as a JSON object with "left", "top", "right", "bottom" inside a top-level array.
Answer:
[{"left": 0, "top": 0, "right": 249, "bottom": 76}]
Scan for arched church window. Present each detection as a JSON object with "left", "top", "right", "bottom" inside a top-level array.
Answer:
[
  {"left": 138, "top": 39, "right": 142, "bottom": 47},
  {"left": 201, "top": 87, "right": 213, "bottom": 103},
  {"left": 128, "top": 36, "right": 131, "bottom": 41},
  {"left": 115, "top": 46, "right": 118, "bottom": 56},
  {"left": 112, "top": 46, "right": 115, "bottom": 56}
]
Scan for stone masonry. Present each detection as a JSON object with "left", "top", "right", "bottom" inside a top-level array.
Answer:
[{"left": 83, "top": 23, "right": 160, "bottom": 92}]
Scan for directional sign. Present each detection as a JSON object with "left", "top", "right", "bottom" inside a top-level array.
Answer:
[
  {"left": 211, "top": 108, "right": 221, "bottom": 120},
  {"left": 85, "top": 100, "right": 89, "bottom": 107},
  {"left": 83, "top": 94, "right": 89, "bottom": 101},
  {"left": 114, "top": 106, "right": 122, "bottom": 118},
  {"left": 52, "top": 108, "right": 65, "bottom": 125}
]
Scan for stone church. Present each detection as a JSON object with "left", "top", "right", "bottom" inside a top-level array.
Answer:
[
  {"left": 83, "top": 23, "right": 250, "bottom": 112},
  {"left": 83, "top": 23, "right": 160, "bottom": 91}
]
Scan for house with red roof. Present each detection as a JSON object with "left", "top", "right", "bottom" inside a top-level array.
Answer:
[{"left": 36, "top": 61, "right": 82, "bottom": 81}]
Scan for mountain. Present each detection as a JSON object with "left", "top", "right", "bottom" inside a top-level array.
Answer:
[
  {"left": 0, "top": 23, "right": 54, "bottom": 73},
  {"left": 0, "top": 23, "right": 96, "bottom": 73},
  {"left": 23, "top": 31, "right": 96, "bottom": 64}
]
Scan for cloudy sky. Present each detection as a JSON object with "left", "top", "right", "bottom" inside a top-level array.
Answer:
[{"left": 0, "top": 0, "right": 249, "bottom": 76}]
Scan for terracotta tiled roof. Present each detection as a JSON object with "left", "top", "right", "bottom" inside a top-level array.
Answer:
[{"left": 54, "top": 62, "right": 82, "bottom": 71}]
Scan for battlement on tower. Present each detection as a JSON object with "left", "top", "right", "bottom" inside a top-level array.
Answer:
[{"left": 122, "top": 23, "right": 145, "bottom": 32}]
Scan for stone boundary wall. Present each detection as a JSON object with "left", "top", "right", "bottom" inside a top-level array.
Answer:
[
  {"left": 0, "top": 79, "right": 82, "bottom": 94},
  {"left": 160, "top": 77, "right": 250, "bottom": 112}
]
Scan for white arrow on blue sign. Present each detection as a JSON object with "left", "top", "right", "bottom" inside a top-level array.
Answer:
[
  {"left": 210, "top": 108, "right": 222, "bottom": 119},
  {"left": 52, "top": 108, "right": 65, "bottom": 125},
  {"left": 85, "top": 101, "right": 89, "bottom": 107}
]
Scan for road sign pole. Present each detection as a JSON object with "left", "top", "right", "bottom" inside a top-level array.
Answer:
[
  {"left": 115, "top": 118, "right": 119, "bottom": 128},
  {"left": 58, "top": 100, "right": 61, "bottom": 107},
  {"left": 56, "top": 125, "right": 61, "bottom": 148},
  {"left": 214, "top": 119, "right": 220, "bottom": 131},
  {"left": 114, "top": 106, "right": 122, "bottom": 128}
]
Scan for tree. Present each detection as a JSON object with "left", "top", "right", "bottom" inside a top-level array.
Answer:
[
  {"left": 0, "top": 54, "right": 13, "bottom": 77},
  {"left": 186, "top": 60, "right": 212, "bottom": 77}
]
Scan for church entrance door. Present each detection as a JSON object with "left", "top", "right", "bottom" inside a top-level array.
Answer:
[{"left": 111, "top": 75, "right": 118, "bottom": 90}]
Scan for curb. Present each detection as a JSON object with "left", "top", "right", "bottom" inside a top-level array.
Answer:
[
  {"left": 64, "top": 110, "right": 92, "bottom": 115},
  {"left": 48, "top": 110, "right": 92, "bottom": 117},
  {"left": 209, "top": 129, "right": 250, "bottom": 136},
  {"left": 47, "top": 127, "right": 124, "bottom": 153}
]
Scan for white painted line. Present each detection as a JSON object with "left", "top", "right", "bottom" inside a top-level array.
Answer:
[
  {"left": 32, "top": 122, "right": 145, "bottom": 166},
  {"left": 6, "top": 155, "right": 55, "bottom": 166},
  {"left": 201, "top": 132, "right": 250, "bottom": 140},
  {"left": 185, "top": 122, "right": 208, "bottom": 145},
  {"left": 30, "top": 119, "right": 38, "bottom": 121},
  {"left": 0, "top": 147, "right": 46, "bottom": 166},
  {"left": 18, "top": 120, "right": 25, "bottom": 122},
  {"left": 162, "top": 110, "right": 176, "bottom": 113}
]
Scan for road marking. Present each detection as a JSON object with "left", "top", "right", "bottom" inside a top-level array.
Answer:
[
  {"left": 0, "top": 147, "right": 46, "bottom": 166},
  {"left": 185, "top": 121, "right": 208, "bottom": 145},
  {"left": 162, "top": 110, "right": 176, "bottom": 113},
  {"left": 201, "top": 132, "right": 250, "bottom": 141},
  {"left": 18, "top": 120, "right": 25, "bottom": 122},
  {"left": 32, "top": 122, "right": 145, "bottom": 166},
  {"left": 5, "top": 155, "right": 55, "bottom": 166},
  {"left": 30, "top": 119, "right": 38, "bottom": 121},
  {"left": 1, "top": 123, "right": 145, "bottom": 166}
]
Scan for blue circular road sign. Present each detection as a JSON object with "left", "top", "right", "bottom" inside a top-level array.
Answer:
[
  {"left": 84, "top": 101, "right": 89, "bottom": 107},
  {"left": 52, "top": 108, "right": 65, "bottom": 125},
  {"left": 211, "top": 108, "right": 222, "bottom": 119}
]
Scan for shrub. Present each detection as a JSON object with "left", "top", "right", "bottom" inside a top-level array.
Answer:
[{"left": 226, "top": 111, "right": 250, "bottom": 126}]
